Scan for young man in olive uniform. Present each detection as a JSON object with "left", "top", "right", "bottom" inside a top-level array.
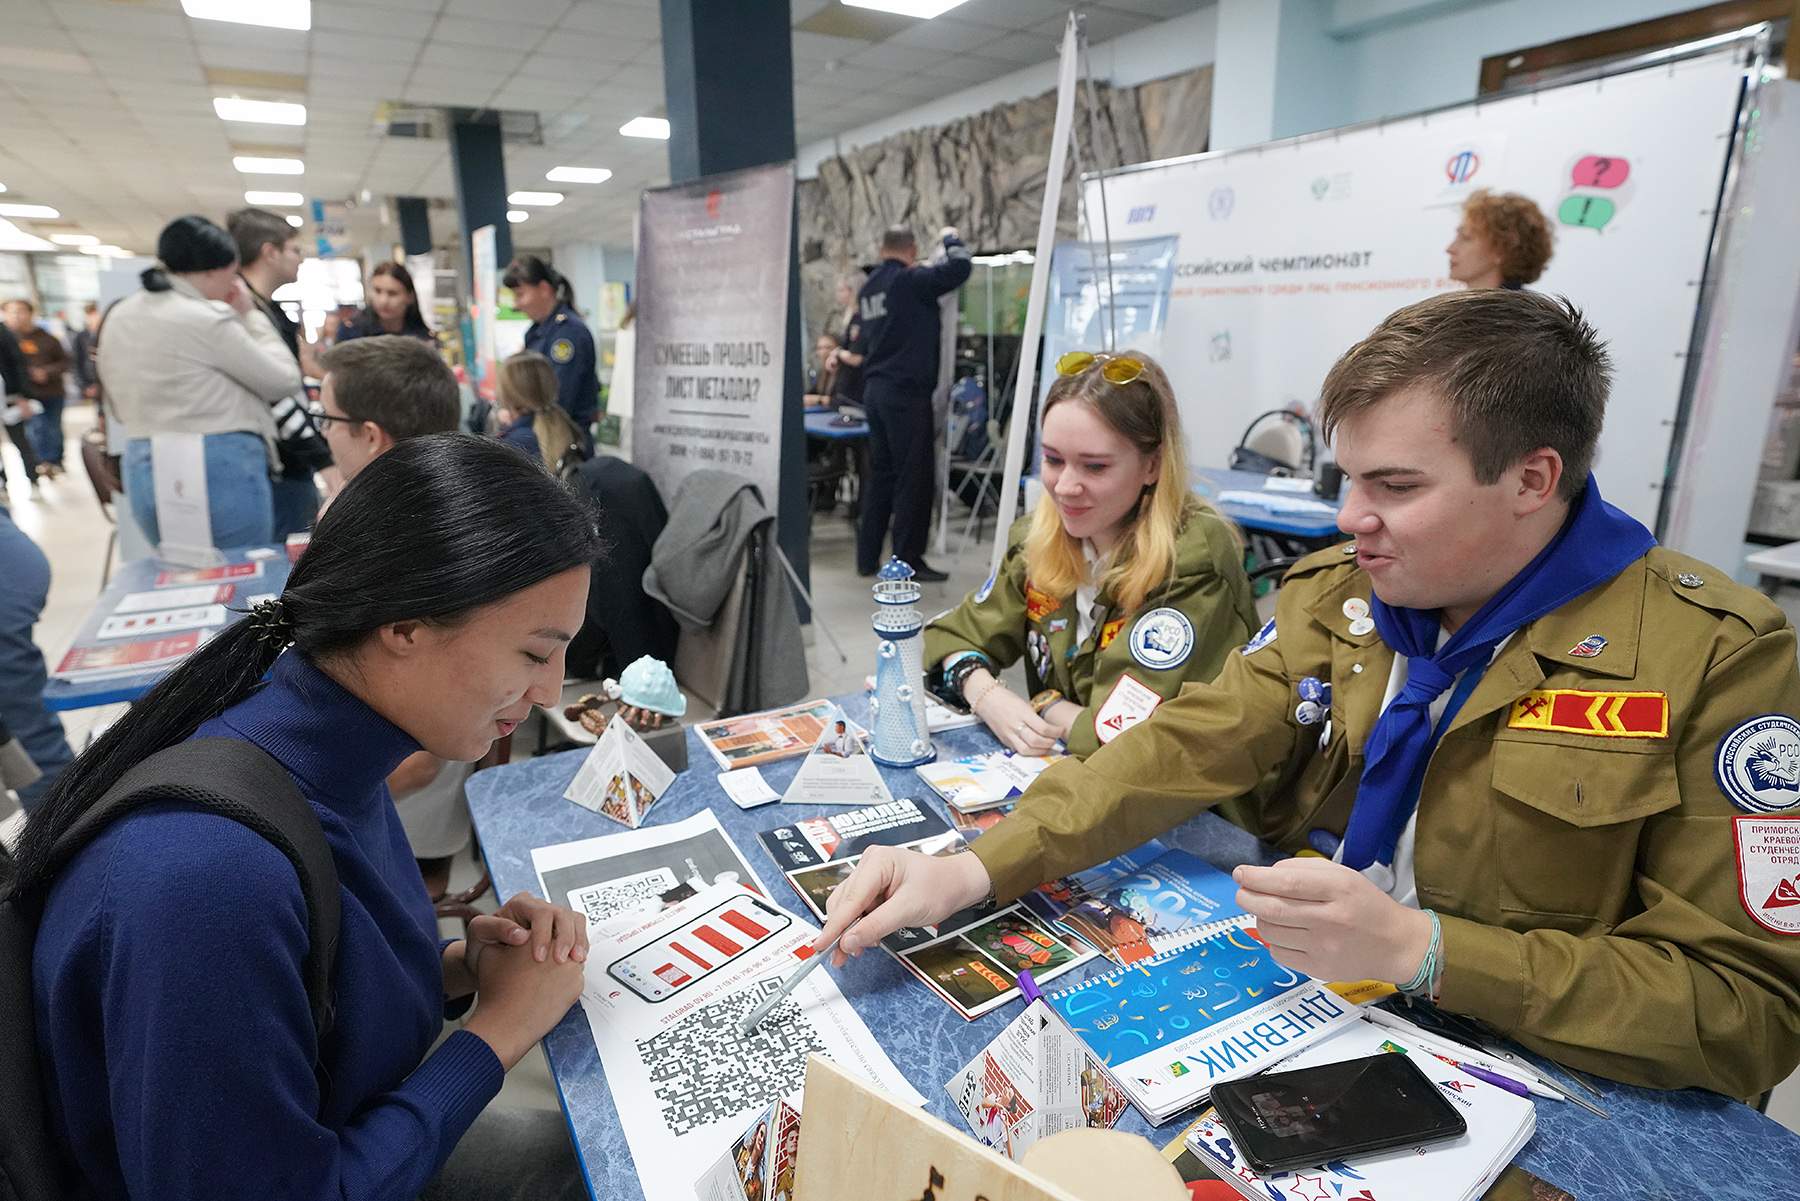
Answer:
[
  {"left": 818, "top": 290, "right": 1800, "bottom": 1100},
  {"left": 924, "top": 505, "right": 1257, "bottom": 760}
]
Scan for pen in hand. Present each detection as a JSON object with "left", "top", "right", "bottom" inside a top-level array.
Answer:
[{"left": 738, "top": 938, "right": 841, "bottom": 1035}]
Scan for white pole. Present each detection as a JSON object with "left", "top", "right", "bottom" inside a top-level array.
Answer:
[{"left": 987, "top": 13, "right": 1080, "bottom": 578}]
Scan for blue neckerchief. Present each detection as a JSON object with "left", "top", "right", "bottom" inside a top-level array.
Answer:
[{"left": 1340, "top": 476, "right": 1655, "bottom": 870}]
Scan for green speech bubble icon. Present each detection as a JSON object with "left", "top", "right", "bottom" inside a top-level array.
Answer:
[{"left": 1559, "top": 195, "right": 1616, "bottom": 230}]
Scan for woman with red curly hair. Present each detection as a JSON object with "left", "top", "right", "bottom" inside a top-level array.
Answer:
[{"left": 1446, "top": 188, "right": 1554, "bottom": 291}]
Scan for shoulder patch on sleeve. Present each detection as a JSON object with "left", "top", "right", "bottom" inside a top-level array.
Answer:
[
  {"left": 1734, "top": 817, "right": 1800, "bottom": 935},
  {"left": 1717, "top": 715, "right": 1800, "bottom": 814},
  {"left": 973, "top": 571, "right": 995, "bottom": 605},
  {"left": 550, "top": 337, "right": 575, "bottom": 364},
  {"left": 1129, "top": 607, "right": 1194, "bottom": 670},
  {"left": 1242, "top": 616, "right": 1277, "bottom": 656}
]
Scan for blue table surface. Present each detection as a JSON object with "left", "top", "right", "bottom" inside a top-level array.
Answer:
[
  {"left": 803, "top": 410, "right": 869, "bottom": 439},
  {"left": 468, "top": 693, "right": 1800, "bottom": 1201},
  {"left": 43, "top": 546, "right": 292, "bottom": 711},
  {"left": 1193, "top": 466, "right": 1344, "bottom": 540}
]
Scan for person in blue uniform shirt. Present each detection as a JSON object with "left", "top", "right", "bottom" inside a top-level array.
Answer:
[
  {"left": 855, "top": 225, "right": 972, "bottom": 583},
  {"left": 502, "top": 256, "right": 597, "bottom": 453}
]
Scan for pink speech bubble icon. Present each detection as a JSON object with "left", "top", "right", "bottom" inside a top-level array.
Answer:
[{"left": 1571, "top": 155, "right": 1630, "bottom": 188}]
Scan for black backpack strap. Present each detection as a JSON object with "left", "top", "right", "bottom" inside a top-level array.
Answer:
[{"left": 47, "top": 738, "right": 340, "bottom": 1044}]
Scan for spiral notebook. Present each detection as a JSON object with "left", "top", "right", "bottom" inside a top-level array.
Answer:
[{"left": 1045, "top": 916, "right": 1359, "bottom": 1124}]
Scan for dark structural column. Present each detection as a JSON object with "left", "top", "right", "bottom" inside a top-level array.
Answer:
[
  {"left": 395, "top": 196, "right": 432, "bottom": 257},
  {"left": 660, "top": 0, "right": 811, "bottom": 618},
  {"left": 447, "top": 112, "right": 511, "bottom": 276}
]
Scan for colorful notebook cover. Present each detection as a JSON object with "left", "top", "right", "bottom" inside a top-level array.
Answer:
[
  {"left": 1026, "top": 845, "right": 1246, "bottom": 964},
  {"left": 1047, "top": 919, "right": 1358, "bottom": 1121}
]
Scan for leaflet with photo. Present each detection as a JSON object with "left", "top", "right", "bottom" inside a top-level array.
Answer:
[
  {"left": 696, "top": 698, "right": 843, "bottom": 771},
  {"left": 915, "top": 749, "right": 1062, "bottom": 812},
  {"left": 780, "top": 708, "right": 893, "bottom": 806},
  {"left": 96, "top": 603, "right": 229, "bottom": 642},
  {"left": 946, "top": 997, "right": 1129, "bottom": 1160},
  {"left": 532, "top": 810, "right": 767, "bottom": 931}
]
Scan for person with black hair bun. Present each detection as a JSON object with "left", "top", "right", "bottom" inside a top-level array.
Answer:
[
  {"left": 502, "top": 255, "right": 596, "bottom": 451},
  {"left": 23, "top": 434, "right": 598, "bottom": 1200},
  {"left": 97, "top": 214, "right": 302, "bottom": 549},
  {"left": 338, "top": 261, "right": 436, "bottom": 344}
]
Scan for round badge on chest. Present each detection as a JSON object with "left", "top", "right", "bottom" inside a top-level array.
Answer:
[{"left": 1128, "top": 607, "right": 1195, "bottom": 670}]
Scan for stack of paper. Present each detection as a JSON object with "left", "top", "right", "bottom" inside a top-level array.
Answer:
[
  {"left": 915, "top": 749, "right": 1062, "bottom": 812},
  {"left": 1184, "top": 1020, "right": 1537, "bottom": 1201}
]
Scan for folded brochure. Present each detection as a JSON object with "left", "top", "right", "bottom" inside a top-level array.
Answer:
[
  {"left": 915, "top": 749, "right": 1061, "bottom": 812},
  {"left": 946, "top": 996, "right": 1130, "bottom": 1160}
]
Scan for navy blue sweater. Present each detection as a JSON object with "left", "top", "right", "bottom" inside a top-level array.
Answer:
[{"left": 33, "top": 652, "right": 504, "bottom": 1200}]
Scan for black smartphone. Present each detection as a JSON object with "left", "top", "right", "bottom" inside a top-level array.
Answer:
[{"left": 1210, "top": 1052, "right": 1467, "bottom": 1174}]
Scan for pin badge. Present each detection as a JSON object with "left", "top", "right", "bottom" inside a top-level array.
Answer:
[
  {"left": 1567, "top": 634, "right": 1608, "bottom": 658},
  {"left": 1341, "top": 598, "right": 1370, "bottom": 621},
  {"left": 1348, "top": 617, "right": 1375, "bottom": 637},
  {"left": 1678, "top": 573, "right": 1704, "bottom": 588},
  {"left": 1298, "top": 676, "right": 1331, "bottom": 706},
  {"left": 1295, "top": 701, "right": 1324, "bottom": 726}
]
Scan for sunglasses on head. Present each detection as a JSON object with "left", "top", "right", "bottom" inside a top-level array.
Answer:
[{"left": 1055, "top": 351, "right": 1145, "bottom": 385}]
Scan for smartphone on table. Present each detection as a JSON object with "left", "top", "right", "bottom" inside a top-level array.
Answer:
[{"left": 1209, "top": 1051, "right": 1467, "bottom": 1174}]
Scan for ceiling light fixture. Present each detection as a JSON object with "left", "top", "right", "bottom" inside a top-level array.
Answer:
[
  {"left": 0, "top": 182, "right": 7, "bottom": 193},
  {"left": 841, "top": 0, "right": 970, "bottom": 16},
  {"left": 233, "top": 155, "right": 304, "bottom": 175},
  {"left": 619, "top": 116, "right": 670, "bottom": 140},
  {"left": 213, "top": 97, "right": 307, "bottom": 126},
  {"left": 244, "top": 190, "right": 304, "bottom": 206},
  {"left": 0, "top": 203, "right": 60, "bottom": 219},
  {"left": 546, "top": 166, "right": 613, "bottom": 184},
  {"left": 507, "top": 210, "right": 529, "bottom": 223},
  {"left": 507, "top": 191, "right": 563, "bottom": 206},
  {"left": 286, "top": 214, "right": 304, "bottom": 228},
  {"left": 182, "top": 0, "right": 311, "bottom": 30},
  {"left": 79, "top": 244, "right": 131, "bottom": 257},
  {"left": 50, "top": 233, "right": 99, "bottom": 246}
]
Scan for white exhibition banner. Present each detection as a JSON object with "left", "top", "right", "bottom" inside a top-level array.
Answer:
[
  {"left": 633, "top": 161, "right": 795, "bottom": 512},
  {"left": 1085, "top": 47, "right": 1749, "bottom": 530},
  {"left": 471, "top": 223, "right": 498, "bottom": 404}
]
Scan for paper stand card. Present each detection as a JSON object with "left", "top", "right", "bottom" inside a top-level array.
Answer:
[
  {"left": 149, "top": 433, "right": 224, "bottom": 566},
  {"left": 563, "top": 714, "right": 677, "bottom": 828},
  {"left": 916, "top": 750, "right": 1062, "bottom": 812},
  {"left": 781, "top": 707, "right": 893, "bottom": 806},
  {"left": 581, "top": 885, "right": 922, "bottom": 1201},
  {"left": 947, "top": 998, "right": 1129, "bottom": 1161}
]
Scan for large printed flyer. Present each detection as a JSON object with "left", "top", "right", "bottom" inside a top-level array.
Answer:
[{"left": 582, "top": 884, "right": 921, "bottom": 1201}]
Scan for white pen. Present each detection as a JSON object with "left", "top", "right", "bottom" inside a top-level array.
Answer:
[
  {"left": 737, "top": 938, "right": 841, "bottom": 1035},
  {"left": 1360, "top": 1007, "right": 1559, "bottom": 1100}
]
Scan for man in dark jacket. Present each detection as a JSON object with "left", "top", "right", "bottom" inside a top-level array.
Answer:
[
  {"left": 854, "top": 225, "right": 972, "bottom": 582},
  {"left": 3, "top": 299, "right": 67, "bottom": 477},
  {"left": 0, "top": 321, "right": 43, "bottom": 496}
]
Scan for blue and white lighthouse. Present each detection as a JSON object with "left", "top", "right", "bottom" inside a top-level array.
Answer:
[{"left": 868, "top": 557, "right": 935, "bottom": 768}]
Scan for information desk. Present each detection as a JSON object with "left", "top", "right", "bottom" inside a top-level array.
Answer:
[
  {"left": 467, "top": 693, "right": 1800, "bottom": 1201},
  {"left": 44, "top": 546, "right": 292, "bottom": 712}
]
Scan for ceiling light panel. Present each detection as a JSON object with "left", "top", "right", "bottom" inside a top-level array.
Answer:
[
  {"left": 182, "top": 0, "right": 311, "bottom": 32},
  {"left": 233, "top": 155, "right": 304, "bottom": 174},
  {"left": 213, "top": 97, "right": 307, "bottom": 125}
]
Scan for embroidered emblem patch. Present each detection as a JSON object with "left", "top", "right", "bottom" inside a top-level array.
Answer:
[
  {"left": 551, "top": 337, "right": 575, "bottom": 364},
  {"left": 1129, "top": 607, "right": 1194, "bottom": 670},
  {"left": 1716, "top": 715, "right": 1800, "bottom": 814},
  {"left": 1241, "top": 617, "right": 1277, "bottom": 656},
  {"left": 1507, "top": 689, "right": 1668, "bottom": 738},
  {"left": 1024, "top": 581, "right": 1059, "bottom": 623},
  {"left": 1098, "top": 617, "right": 1125, "bottom": 650},
  {"left": 1567, "top": 634, "right": 1608, "bottom": 658},
  {"left": 1047, "top": 618, "right": 1069, "bottom": 635},
  {"left": 973, "top": 571, "right": 996, "bottom": 605},
  {"left": 1733, "top": 817, "right": 1800, "bottom": 934},
  {"left": 1094, "top": 674, "right": 1162, "bottom": 745}
]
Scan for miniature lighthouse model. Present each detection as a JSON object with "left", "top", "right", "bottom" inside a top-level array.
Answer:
[{"left": 869, "top": 557, "right": 936, "bottom": 768}]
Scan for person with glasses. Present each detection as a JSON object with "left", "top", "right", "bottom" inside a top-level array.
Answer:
[
  {"left": 924, "top": 349, "right": 1257, "bottom": 765},
  {"left": 312, "top": 335, "right": 460, "bottom": 485}
]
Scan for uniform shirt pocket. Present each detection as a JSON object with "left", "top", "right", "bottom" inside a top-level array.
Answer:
[{"left": 1489, "top": 738, "right": 1680, "bottom": 932}]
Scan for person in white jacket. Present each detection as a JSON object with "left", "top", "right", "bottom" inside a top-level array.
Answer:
[{"left": 99, "top": 214, "right": 301, "bottom": 549}]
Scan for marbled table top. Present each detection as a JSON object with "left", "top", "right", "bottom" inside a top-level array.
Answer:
[{"left": 468, "top": 694, "right": 1800, "bottom": 1199}]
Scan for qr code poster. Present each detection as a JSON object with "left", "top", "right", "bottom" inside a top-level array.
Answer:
[
  {"left": 580, "top": 885, "right": 923, "bottom": 1201},
  {"left": 567, "top": 867, "right": 681, "bottom": 928}
]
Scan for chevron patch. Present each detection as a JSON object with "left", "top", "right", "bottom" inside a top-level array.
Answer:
[{"left": 1507, "top": 689, "right": 1668, "bottom": 738}]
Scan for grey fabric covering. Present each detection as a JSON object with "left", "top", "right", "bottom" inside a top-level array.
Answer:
[{"left": 643, "top": 470, "right": 808, "bottom": 715}]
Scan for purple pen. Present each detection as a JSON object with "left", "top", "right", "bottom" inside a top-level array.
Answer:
[{"left": 1017, "top": 969, "right": 1043, "bottom": 1004}]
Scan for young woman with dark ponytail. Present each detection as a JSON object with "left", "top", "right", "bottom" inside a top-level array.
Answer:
[
  {"left": 502, "top": 255, "right": 597, "bottom": 449},
  {"left": 21, "top": 434, "right": 599, "bottom": 1200}
]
